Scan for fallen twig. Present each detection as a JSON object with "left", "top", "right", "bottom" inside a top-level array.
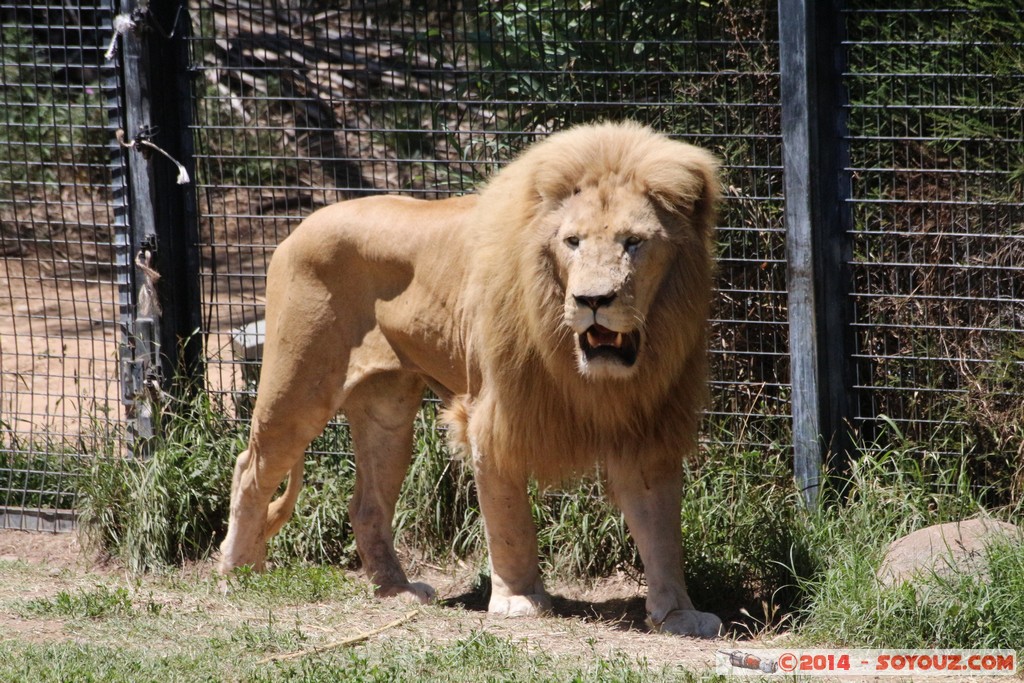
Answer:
[{"left": 257, "top": 609, "right": 421, "bottom": 665}]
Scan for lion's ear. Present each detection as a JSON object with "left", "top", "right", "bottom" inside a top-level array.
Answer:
[{"left": 645, "top": 146, "right": 721, "bottom": 241}]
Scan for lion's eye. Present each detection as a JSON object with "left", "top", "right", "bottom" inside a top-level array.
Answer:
[
  {"left": 565, "top": 235, "right": 580, "bottom": 248},
  {"left": 624, "top": 235, "right": 644, "bottom": 253}
]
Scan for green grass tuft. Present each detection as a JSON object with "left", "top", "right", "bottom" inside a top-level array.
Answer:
[
  {"left": 796, "top": 532, "right": 1024, "bottom": 648},
  {"left": 224, "top": 564, "right": 364, "bottom": 605},
  {"left": 681, "top": 447, "right": 812, "bottom": 620},
  {"left": 794, "top": 422, "right": 1023, "bottom": 647},
  {"left": 21, "top": 586, "right": 135, "bottom": 620},
  {"left": 74, "top": 393, "right": 1024, "bottom": 651},
  {"left": 76, "top": 392, "right": 243, "bottom": 572}
]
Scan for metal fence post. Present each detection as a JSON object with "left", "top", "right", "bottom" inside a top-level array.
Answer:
[
  {"left": 778, "top": 0, "right": 855, "bottom": 509},
  {"left": 116, "top": 0, "right": 203, "bottom": 440}
]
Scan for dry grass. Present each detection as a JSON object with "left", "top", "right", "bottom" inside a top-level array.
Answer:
[{"left": 0, "top": 530, "right": 735, "bottom": 681}]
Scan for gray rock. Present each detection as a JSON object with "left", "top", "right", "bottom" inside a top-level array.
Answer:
[{"left": 877, "top": 519, "right": 1022, "bottom": 587}]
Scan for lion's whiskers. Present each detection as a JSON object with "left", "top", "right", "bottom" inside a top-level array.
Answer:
[
  {"left": 550, "top": 322, "right": 573, "bottom": 348},
  {"left": 628, "top": 305, "right": 648, "bottom": 333}
]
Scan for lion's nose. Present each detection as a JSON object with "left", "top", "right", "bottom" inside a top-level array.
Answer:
[{"left": 575, "top": 293, "right": 617, "bottom": 311}]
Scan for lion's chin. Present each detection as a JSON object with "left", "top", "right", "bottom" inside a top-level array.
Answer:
[{"left": 575, "top": 324, "right": 641, "bottom": 379}]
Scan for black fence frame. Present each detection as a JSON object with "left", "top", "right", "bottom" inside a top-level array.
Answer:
[{"left": 116, "top": 0, "right": 202, "bottom": 441}]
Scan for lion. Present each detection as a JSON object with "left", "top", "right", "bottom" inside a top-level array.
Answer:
[{"left": 218, "top": 121, "right": 723, "bottom": 638}]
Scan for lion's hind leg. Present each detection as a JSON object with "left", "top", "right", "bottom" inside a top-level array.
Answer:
[
  {"left": 218, "top": 346, "right": 349, "bottom": 575},
  {"left": 218, "top": 407, "right": 334, "bottom": 574},
  {"left": 346, "top": 371, "right": 434, "bottom": 604},
  {"left": 264, "top": 458, "right": 304, "bottom": 540}
]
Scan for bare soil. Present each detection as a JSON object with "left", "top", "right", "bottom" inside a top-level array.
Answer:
[
  {"left": 0, "top": 528, "right": 743, "bottom": 674},
  {"left": 0, "top": 256, "right": 122, "bottom": 440}
]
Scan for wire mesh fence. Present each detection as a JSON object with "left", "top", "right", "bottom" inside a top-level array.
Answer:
[
  {"left": 1, "top": 2, "right": 125, "bottom": 530},
  {"left": 1, "top": 0, "right": 1022, "bottom": 530},
  {"left": 843, "top": 4, "right": 1024, "bottom": 495},
  {"left": 189, "top": 0, "right": 791, "bottom": 461}
]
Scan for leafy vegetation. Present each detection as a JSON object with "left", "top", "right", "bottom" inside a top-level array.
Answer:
[
  {"left": 796, "top": 421, "right": 1024, "bottom": 647},
  {"left": 76, "top": 392, "right": 243, "bottom": 572},
  {"left": 0, "top": 27, "right": 110, "bottom": 189},
  {"left": 844, "top": 1, "right": 1024, "bottom": 499}
]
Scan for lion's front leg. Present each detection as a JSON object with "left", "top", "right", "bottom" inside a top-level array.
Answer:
[
  {"left": 606, "top": 457, "right": 722, "bottom": 638},
  {"left": 473, "top": 450, "right": 551, "bottom": 617}
]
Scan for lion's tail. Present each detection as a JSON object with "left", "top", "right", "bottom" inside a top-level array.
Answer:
[
  {"left": 264, "top": 459, "right": 304, "bottom": 541},
  {"left": 440, "top": 397, "right": 471, "bottom": 458}
]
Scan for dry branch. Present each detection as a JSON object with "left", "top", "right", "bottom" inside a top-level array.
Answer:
[{"left": 256, "top": 608, "right": 421, "bottom": 665}]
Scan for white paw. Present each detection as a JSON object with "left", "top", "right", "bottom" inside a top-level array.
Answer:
[
  {"left": 376, "top": 581, "right": 436, "bottom": 604},
  {"left": 648, "top": 609, "right": 722, "bottom": 638},
  {"left": 488, "top": 592, "right": 552, "bottom": 617}
]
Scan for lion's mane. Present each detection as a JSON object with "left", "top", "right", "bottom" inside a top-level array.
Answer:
[{"left": 448, "top": 122, "right": 720, "bottom": 484}]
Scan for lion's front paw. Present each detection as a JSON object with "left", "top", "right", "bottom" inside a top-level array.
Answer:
[
  {"left": 648, "top": 609, "right": 722, "bottom": 638},
  {"left": 375, "top": 581, "right": 436, "bottom": 605},
  {"left": 488, "top": 592, "right": 552, "bottom": 617}
]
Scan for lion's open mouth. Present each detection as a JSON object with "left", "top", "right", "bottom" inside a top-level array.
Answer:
[{"left": 579, "top": 324, "right": 640, "bottom": 366}]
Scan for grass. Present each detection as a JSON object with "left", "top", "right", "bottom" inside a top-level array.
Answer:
[
  {"left": 224, "top": 565, "right": 365, "bottom": 605},
  {"left": 71, "top": 390, "right": 1024, "bottom": 652},
  {"left": 0, "top": 416, "right": 119, "bottom": 512},
  {"left": 0, "top": 634, "right": 714, "bottom": 683},
  {"left": 74, "top": 390, "right": 808, "bottom": 623},
  {"left": 76, "top": 392, "right": 243, "bottom": 572},
  {"left": 794, "top": 419, "right": 1024, "bottom": 648},
  {"left": 0, "top": 560, "right": 720, "bottom": 682},
  {"left": 797, "top": 538, "right": 1024, "bottom": 649},
  {"left": 5, "top": 396, "right": 1023, "bottom": 680},
  {"left": 21, "top": 585, "right": 138, "bottom": 620}
]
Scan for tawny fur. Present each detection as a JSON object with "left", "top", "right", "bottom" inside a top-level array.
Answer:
[{"left": 219, "top": 121, "right": 721, "bottom": 635}]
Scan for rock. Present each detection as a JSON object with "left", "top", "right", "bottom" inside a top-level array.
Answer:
[{"left": 877, "top": 519, "right": 1022, "bottom": 587}]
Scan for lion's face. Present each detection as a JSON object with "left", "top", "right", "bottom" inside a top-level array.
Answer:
[{"left": 550, "top": 184, "right": 676, "bottom": 380}]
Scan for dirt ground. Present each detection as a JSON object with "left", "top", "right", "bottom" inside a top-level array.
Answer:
[
  {"left": 2, "top": 532, "right": 1019, "bottom": 683},
  {"left": 0, "top": 256, "right": 122, "bottom": 440},
  {"left": 0, "top": 528, "right": 751, "bottom": 675}
]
